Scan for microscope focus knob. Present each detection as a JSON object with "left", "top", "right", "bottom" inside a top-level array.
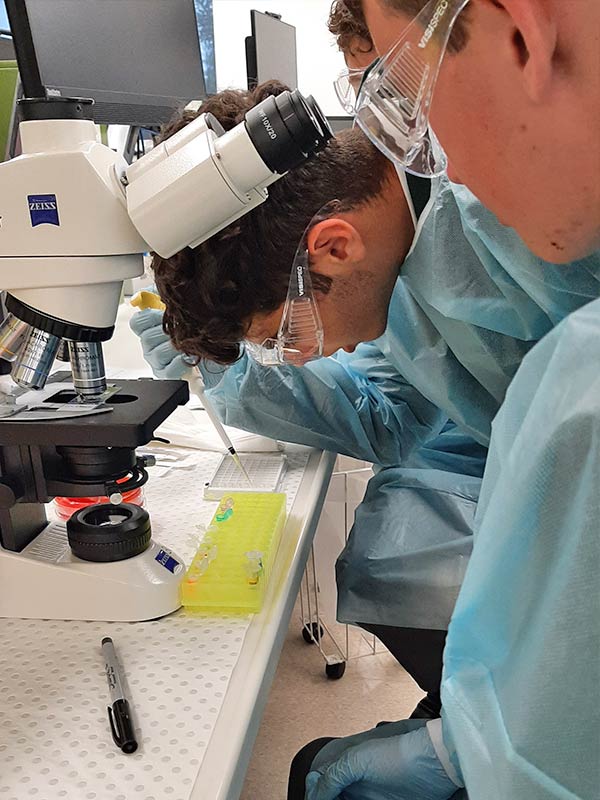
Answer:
[
  {"left": 0, "top": 480, "right": 23, "bottom": 509},
  {"left": 67, "top": 503, "right": 151, "bottom": 563}
]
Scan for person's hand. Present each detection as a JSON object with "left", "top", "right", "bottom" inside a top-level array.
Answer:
[
  {"left": 306, "top": 721, "right": 462, "bottom": 800},
  {"left": 129, "top": 307, "right": 188, "bottom": 380}
]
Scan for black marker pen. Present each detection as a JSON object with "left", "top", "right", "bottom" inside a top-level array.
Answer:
[{"left": 101, "top": 637, "right": 138, "bottom": 754}]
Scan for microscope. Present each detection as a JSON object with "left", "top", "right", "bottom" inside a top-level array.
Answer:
[{"left": 0, "top": 1, "right": 331, "bottom": 622}]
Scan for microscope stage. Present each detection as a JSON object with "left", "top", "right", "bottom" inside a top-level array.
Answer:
[{"left": 0, "top": 379, "right": 189, "bottom": 447}]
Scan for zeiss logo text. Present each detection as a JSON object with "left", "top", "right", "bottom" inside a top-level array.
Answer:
[{"left": 28, "top": 194, "right": 60, "bottom": 227}]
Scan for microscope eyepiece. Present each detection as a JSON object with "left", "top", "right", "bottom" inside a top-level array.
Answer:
[
  {"left": 304, "top": 95, "right": 330, "bottom": 144},
  {"left": 244, "top": 89, "right": 333, "bottom": 175},
  {"left": 126, "top": 88, "right": 333, "bottom": 255}
]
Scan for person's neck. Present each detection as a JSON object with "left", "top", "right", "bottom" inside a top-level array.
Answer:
[{"left": 360, "top": 163, "right": 416, "bottom": 272}]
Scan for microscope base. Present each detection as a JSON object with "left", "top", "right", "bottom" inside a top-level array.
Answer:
[{"left": 0, "top": 522, "right": 184, "bottom": 621}]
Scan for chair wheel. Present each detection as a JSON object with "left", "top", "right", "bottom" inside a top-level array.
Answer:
[
  {"left": 325, "top": 661, "right": 346, "bottom": 680},
  {"left": 302, "top": 622, "right": 324, "bottom": 644}
]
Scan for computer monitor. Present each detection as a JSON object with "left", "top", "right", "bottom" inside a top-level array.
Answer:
[
  {"left": 246, "top": 10, "right": 297, "bottom": 91},
  {"left": 0, "top": 0, "right": 8, "bottom": 30},
  {"left": 22, "top": 0, "right": 206, "bottom": 126},
  {"left": 0, "top": 0, "right": 13, "bottom": 59},
  {"left": 0, "top": 35, "right": 13, "bottom": 60}
]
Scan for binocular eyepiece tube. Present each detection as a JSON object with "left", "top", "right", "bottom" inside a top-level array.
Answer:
[{"left": 244, "top": 90, "right": 333, "bottom": 175}]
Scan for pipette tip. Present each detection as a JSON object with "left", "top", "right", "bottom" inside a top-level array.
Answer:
[{"left": 229, "top": 448, "right": 253, "bottom": 487}]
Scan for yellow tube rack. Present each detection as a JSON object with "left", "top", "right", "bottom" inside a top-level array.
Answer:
[{"left": 181, "top": 493, "right": 287, "bottom": 613}]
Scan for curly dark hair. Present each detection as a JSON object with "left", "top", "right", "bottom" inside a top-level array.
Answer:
[
  {"left": 328, "top": 0, "right": 374, "bottom": 55},
  {"left": 153, "top": 82, "right": 390, "bottom": 365},
  {"left": 157, "top": 80, "right": 290, "bottom": 140},
  {"left": 329, "top": 0, "right": 469, "bottom": 56}
]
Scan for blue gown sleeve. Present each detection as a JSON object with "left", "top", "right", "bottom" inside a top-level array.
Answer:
[
  {"left": 442, "top": 297, "right": 600, "bottom": 800},
  {"left": 198, "top": 340, "right": 447, "bottom": 467}
]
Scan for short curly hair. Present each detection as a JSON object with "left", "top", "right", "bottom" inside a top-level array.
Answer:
[
  {"left": 330, "top": 0, "right": 470, "bottom": 56},
  {"left": 153, "top": 83, "right": 391, "bottom": 365},
  {"left": 328, "top": 0, "right": 374, "bottom": 55}
]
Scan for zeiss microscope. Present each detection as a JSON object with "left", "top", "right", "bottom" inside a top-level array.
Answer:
[{"left": 0, "top": 1, "right": 331, "bottom": 622}]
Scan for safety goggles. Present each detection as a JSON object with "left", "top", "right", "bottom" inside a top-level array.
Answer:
[
  {"left": 245, "top": 203, "right": 341, "bottom": 368},
  {"left": 333, "top": 66, "right": 368, "bottom": 114},
  {"left": 355, "top": 0, "right": 470, "bottom": 177}
]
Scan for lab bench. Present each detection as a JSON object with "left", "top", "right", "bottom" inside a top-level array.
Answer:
[{"left": 0, "top": 443, "right": 335, "bottom": 800}]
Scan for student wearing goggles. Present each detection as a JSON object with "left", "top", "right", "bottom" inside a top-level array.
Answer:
[
  {"left": 354, "top": 0, "right": 468, "bottom": 177},
  {"left": 359, "top": 0, "right": 600, "bottom": 262},
  {"left": 305, "top": 4, "right": 600, "bottom": 800},
  {"left": 244, "top": 204, "right": 332, "bottom": 367}
]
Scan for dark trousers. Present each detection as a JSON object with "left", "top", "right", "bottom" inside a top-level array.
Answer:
[
  {"left": 360, "top": 623, "right": 447, "bottom": 695},
  {"left": 288, "top": 737, "right": 335, "bottom": 800}
]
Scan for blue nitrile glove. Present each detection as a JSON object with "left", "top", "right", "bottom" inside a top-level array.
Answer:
[
  {"left": 306, "top": 719, "right": 463, "bottom": 800},
  {"left": 129, "top": 307, "right": 188, "bottom": 380}
]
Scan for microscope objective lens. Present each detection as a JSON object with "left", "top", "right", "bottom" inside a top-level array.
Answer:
[
  {"left": 12, "top": 327, "right": 61, "bottom": 390},
  {"left": 68, "top": 341, "right": 107, "bottom": 399},
  {"left": 56, "top": 339, "right": 71, "bottom": 362},
  {"left": 0, "top": 314, "right": 31, "bottom": 362}
]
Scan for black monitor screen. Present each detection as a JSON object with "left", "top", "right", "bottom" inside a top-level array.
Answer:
[
  {"left": 0, "top": 0, "right": 8, "bottom": 31},
  {"left": 247, "top": 10, "right": 297, "bottom": 90},
  {"left": 0, "top": 36, "right": 13, "bottom": 61},
  {"left": 24, "top": 0, "right": 206, "bottom": 126},
  {"left": 0, "top": 0, "right": 13, "bottom": 58}
]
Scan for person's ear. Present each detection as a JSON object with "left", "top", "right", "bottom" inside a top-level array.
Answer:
[
  {"left": 306, "top": 219, "right": 366, "bottom": 275},
  {"left": 487, "top": 0, "right": 558, "bottom": 102}
]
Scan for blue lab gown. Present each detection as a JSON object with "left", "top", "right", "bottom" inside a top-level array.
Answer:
[
  {"left": 337, "top": 424, "right": 486, "bottom": 630},
  {"left": 442, "top": 297, "right": 600, "bottom": 800},
  {"left": 201, "top": 177, "right": 600, "bottom": 630}
]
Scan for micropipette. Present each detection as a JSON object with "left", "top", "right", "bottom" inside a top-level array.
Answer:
[
  {"left": 131, "top": 291, "right": 252, "bottom": 486},
  {"left": 185, "top": 367, "right": 253, "bottom": 487}
]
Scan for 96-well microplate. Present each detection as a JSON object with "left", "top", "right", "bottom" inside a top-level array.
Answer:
[{"left": 203, "top": 452, "right": 287, "bottom": 499}]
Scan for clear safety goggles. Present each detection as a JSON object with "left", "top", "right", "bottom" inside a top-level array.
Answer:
[
  {"left": 333, "top": 66, "right": 368, "bottom": 115},
  {"left": 245, "top": 203, "right": 340, "bottom": 368},
  {"left": 354, "top": 0, "right": 470, "bottom": 177}
]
